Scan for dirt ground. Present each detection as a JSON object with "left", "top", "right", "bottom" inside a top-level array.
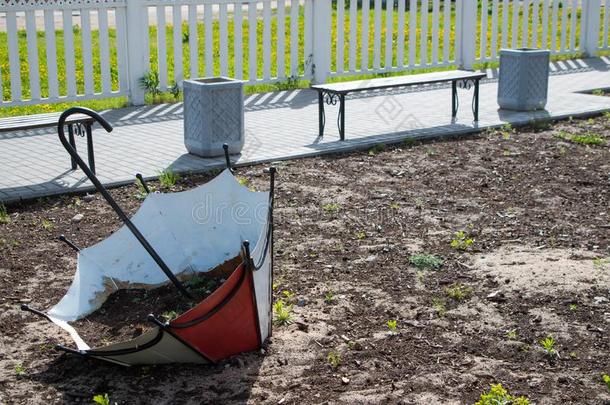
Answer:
[{"left": 1, "top": 115, "right": 609, "bottom": 404}]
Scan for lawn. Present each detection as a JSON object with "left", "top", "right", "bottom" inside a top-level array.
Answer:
[
  {"left": 0, "top": 114, "right": 609, "bottom": 403},
  {"left": 0, "top": 2, "right": 589, "bottom": 117}
]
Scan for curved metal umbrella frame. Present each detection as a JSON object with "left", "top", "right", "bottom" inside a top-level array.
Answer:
[{"left": 21, "top": 107, "right": 276, "bottom": 366}]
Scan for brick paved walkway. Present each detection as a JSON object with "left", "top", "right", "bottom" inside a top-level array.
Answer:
[{"left": 2, "top": 57, "right": 610, "bottom": 203}]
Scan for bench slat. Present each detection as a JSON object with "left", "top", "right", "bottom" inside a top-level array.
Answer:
[
  {"left": 0, "top": 113, "right": 95, "bottom": 132},
  {"left": 311, "top": 70, "right": 487, "bottom": 94}
]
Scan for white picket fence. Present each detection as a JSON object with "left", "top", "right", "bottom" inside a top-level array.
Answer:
[{"left": 1, "top": 0, "right": 609, "bottom": 107}]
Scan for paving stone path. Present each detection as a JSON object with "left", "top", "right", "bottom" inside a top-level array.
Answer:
[{"left": 1, "top": 57, "right": 610, "bottom": 203}]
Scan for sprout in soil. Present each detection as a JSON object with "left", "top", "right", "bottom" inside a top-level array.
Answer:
[
  {"left": 324, "top": 290, "right": 336, "bottom": 304},
  {"left": 273, "top": 300, "right": 293, "bottom": 326},
  {"left": 327, "top": 350, "right": 341, "bottom": 370},
  {"left": 93, "top": 393, "right": 112, "bottom": 405},
  {"left": 0, "top": 203, "right": 9, "bottom": 224},
  {"left": 506, "top": 329, "right": 518, "bottom": 340},
  {"left": 474, "top": 384, "right": 530, "bottom": 405},
  {"left": 158, "top": 169, "right": 180, "bottom": 189},
  {"left": 539, "top": 335, "right": 558, "bottom": 358},
  {"left": 445, "top": 283, "right": 473, "bottom": 301},
  {"left": 450, "top": 230, "right": 474, "bottom": 251}
]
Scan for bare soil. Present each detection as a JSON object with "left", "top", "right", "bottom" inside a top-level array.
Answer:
[
  {"left": 71, "top": 256, "right": 240, "bottom": 348},
  {"left": 1, "top": 115, "right": 610, "bottom": 404}
]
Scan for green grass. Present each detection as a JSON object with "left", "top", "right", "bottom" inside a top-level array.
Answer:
[
  {"left": 0, "top": 2, "right": 596, "bottom": 117},
  {"left": 0, "top": 203, "right": 9, "bottom": 224},
  {"left": 158, "top": 168, "right": 180, "bottom": 188},
  {"left": 554, "top": 131, "right": 607, "bottom": 146}
]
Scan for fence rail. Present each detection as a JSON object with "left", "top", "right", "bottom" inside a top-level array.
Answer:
[{"left": 0, "top": 0, "right": 608, "bottom": 107}]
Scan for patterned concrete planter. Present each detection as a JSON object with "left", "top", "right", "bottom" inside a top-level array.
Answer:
[
  {"left": 183, "top": 77, "right": 245, "bottom": 157},
  {"left": 498, "top": 48, "right": 550, "bottom": 111}
]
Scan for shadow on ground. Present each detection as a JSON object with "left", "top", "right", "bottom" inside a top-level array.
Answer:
[{"left": 28, "top": 350, "right": 264, "bottom": 404}]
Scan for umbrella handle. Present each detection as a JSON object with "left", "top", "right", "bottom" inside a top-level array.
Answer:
[{"left": 57, "top": 107, "right": 193, "bottom": 300}]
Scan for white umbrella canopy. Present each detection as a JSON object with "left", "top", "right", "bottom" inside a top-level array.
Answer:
[
  {"left": 49, "top": 169, "right": 268, "bottom": 323},
  {"left": 21, "top": 108, "right": 275, "bottom": 366}
]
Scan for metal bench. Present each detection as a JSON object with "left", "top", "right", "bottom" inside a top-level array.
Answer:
[
  {"left": 0, "top": 112, "right": 98, "bottom": 174},
  {"left": 311, "top": 70, "right": 487, "bottom": 141}
]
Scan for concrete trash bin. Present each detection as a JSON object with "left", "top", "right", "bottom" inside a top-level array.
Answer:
[
  {"left": 183, "top": 77, "right": 245, "bottom": 157},
  {"left": 498, "top": 48, "right": 550, "bottom": 111}
]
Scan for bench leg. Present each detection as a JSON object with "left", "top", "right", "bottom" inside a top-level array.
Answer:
[
  {"left": 472, "top": 79, "right": 480, "bottom": 122},
  {"left": 68, "top": 124, "right": 77, "bottom": 171},
  {"left": 86, "top": 123, "right": 95, "bottom": 175},
  {"left": 318, "top": 91, "right": 325, "bottom": 137},
  {"left": 338, "top": 94, "right": 346, "bottom": 141},
  {"left": 451, "top": 80, "right": 458, "bottom": 119}
]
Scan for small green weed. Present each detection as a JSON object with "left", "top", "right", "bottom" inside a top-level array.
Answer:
[
  {"left": 592, "top": 89, "right": 606, "bottom": 96},
  {"left": 92, "top": 394, "right": 111, "bottom": 405},
  {"left": 432, "top": 298, "right": 446, "bottom": 317},
  {"left": 413, "top": 197, "right": 425, "bottom": 209},
  {"left": 158, "top": 169, "right": 180, "bottom": 188},
  {"left": 183, "top": 274, "right": 206, "bottom": 289},
  {"left": 355, "top": 230, "right": 366, "bottom": 240},
  {"left": 450, "top": 231, "right": 474, "bottom": 251},
  {"left": 569, "top": 303, "right": 578, "bottom": 311},
  {"left": 495, "top": 123, "right": 515, "bottom": 140},
  {"left": 324, "top": 290, "right": 336, "bottom": 304},
  {"left": 445, "top": 283, "right": 473, "bottom": 301},
  {"left": 474, "top": 384, "right": 530, "bottom": 405},
  {"left": 14, "top": 363, "right": 26, "bottom": 376},
  {"left": 139, "top": 71, "right": 161, "bottom": 97},
  {"left": 323, "top": 203, "right": 341, "bottom": 213},
  {"left": 282, "top": 290, "right": 295, "bottom": 301},
  {"left": 554, "top": 130, "right": 607, "bottom": 146},
  {"left": 425, "top": 146, "right": 437, "bottom": 156},
  {"left": 327, "top": 350, "right": 341, "bottom": 369},
  {"left": 602, "top": 374, "right": 610, "bottom": 391},
  {"left": 0, "top": 203, "right": 9, "bottom": 224},
  {"left": 529, "top": 119, "right": 551, "bottom": 132},
  {"left": 404, "top": 137, "right": 417, "bottom": 146},
  {"left": 133, "top": 179, "right": 148, "bottom": 201},
  {"left": 237, "top": 176, "right": 249, "bottom": 187},
  {"left": 506, "top": 329, "right": 518, "bottom": 340},
  {"left": 390, "top": 202, "right": 400, "bottom": 210},
  {"left": 134, "top": 177, "right": 153, "bottom": 200},
  {"left": 41, "top": 219, "right": 54, "bottom": 230},
  {"left": 387, "top": 319, "right": 397, "bottom": 332},
  {"left": 169, "top": 82, "right": 181, "bottom": 99},
  {"left": 368, "top": 143, "right": 386, "bottom": 155},
  {"left": 539, "top": 335, "right": 558, "bottom": 357},
  {"left": 161, "top": 310, "right": 179, "bottom": 322},
  {"left": 273, "top": 300, "right": 293, "bottom": 326},
  {"left": 409, "top": 253, "right": 443, "bottom": 270}
]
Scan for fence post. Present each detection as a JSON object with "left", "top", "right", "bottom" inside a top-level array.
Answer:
[
  {"left": 126, "top": 0, "right": 149, "bottom": 105},
  {"left": 582, "top": 0, "right": 601, "bottom": 56},
  {"left": 458, "top": 0, "right": 477, "bottom": 70},
  {"left": 311, "top": 0, "right": 332, "bottom": 84}
]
